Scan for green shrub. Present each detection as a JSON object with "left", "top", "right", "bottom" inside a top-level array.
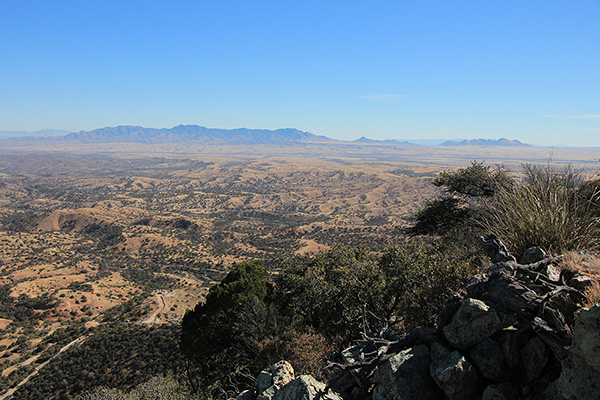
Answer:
[
  {"left": 379, "top": 242, "right": 478, "bottom": 328},
  {"left": 406, "top": 197, "right": 473, "bottom": 236},
  {"left": 275, "top": 244, "right": 387, "bottom": 342},
  {"left": 276, "top": 242, "right": 478, "bottom": 336}
]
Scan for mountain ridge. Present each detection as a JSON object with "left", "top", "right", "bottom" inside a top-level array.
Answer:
[
  {"left": 0, "top": 125, "right": 534, "bottom": 148},
  {"left": 440, "top": 138, "right": 531, "bottom": 147},
  {"left": 61, "top": 125, "right": 335, "bottom": 145}
]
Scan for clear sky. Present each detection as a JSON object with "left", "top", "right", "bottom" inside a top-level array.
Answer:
[{"left": 1, "top": 0, "right": 599, "bottom": 146}]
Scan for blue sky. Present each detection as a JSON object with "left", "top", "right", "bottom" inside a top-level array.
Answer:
[{"left": 1, "top": 0, "right": 599, "bottom": 146}]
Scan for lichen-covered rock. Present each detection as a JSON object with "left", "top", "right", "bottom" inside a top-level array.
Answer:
[
  {"left": 570, "top": 303, "right": 600, "bottom": 371},
  {"left": 443, "top": 298, "right": 503, "bottom": 350},
  {"left": 372, "top": 344, "right": 440, "bottom": 400},
  {"left": 257, "top": 361, "right": 295, "bottom": 400},
  {"left": 558, "top": 303, "right": 600, "bottom": 399},
  {"left": 274, "top": 375, "right": 342, "bottom": 400},
  {"left": 469, "top": 338, "right": 506, "bottom": 381},
  {"left": 539, "top": 263, "right": 561, "bottom": 282},
  {"left": 430, "top": 342, "right": 482, "bottom": 400},
  {"left": 520, "top": 336, "right": 549, "bottom": 382},
  {"left": 271, "top": 360, "right": 295, "bottom": 389}
]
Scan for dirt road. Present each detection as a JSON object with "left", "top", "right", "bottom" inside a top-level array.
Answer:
[
  {"left": 142, "top": 294, "right": 166, "bottom": 324},
  {"left": 0, "top": 335, "right": 87, "bottom": 400}
]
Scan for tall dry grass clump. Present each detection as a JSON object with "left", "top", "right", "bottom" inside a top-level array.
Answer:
[{"left": 481, "top": 164, "right": 600, "bottom": 258}]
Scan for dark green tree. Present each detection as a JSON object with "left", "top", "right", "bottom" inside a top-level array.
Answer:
[
  {"left": 180, "top": 262, "right": 280, "bottom": 396},
  {"left": 407, "top": 161, "right": 512, "bottom": 237},
  {"left": 433, "top": 161, "right": 512, "bottom": 197}
]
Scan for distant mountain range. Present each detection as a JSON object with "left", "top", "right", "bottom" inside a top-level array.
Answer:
[
  {"left": 60, "top": 125, "right": 335, "bottom": 145},
  {"left": 0, "top": 129, "right": 72, "bottom": 138},
  {"left": 439, "top": 138, "right": 531, "bottom": 147},
  {"left": 0, "top": 125, "right": 531, "bottom": 147}
]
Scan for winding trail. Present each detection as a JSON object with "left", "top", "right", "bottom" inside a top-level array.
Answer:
[
  {"left": 0, "top": 335, "right": 87, "bottom": 400},
  {"left": 142, "top": 294, "right": 166, "bottom": 324}
]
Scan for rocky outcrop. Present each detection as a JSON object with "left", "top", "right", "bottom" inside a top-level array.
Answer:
[
  {"left": 236, "top": 243, "right": 598, "bottom": 400},
  {"left": 442, "top": 298, "right": 503, "bottom": 350},
  {"left": 372, "top": 345, "right": 438, "bottom": 400},
  {"left": 557, "top": 303, "right": 600, "bottom": 399},
  {"left": 244, "top": 361, "right": 341, "bottom": 400}
]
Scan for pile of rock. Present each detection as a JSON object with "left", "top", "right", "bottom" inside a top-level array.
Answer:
[
  {"left": 236, "top": 360, "right": 341, "bottom": 400},
  {"left": 236, "top": 245, "right": 599, "bottom": 400}
]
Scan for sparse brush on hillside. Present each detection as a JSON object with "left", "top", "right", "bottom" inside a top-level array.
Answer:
[
  {"left": 10, "top": 323, "right": 184, "bottom": 400},
  {"left": 76, "top": 375, "right": 200, "bottom": 400},
  {"left": 480, "top": 164, "right": 600, "bottom": 257}
]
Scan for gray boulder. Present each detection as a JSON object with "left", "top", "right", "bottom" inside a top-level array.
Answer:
[
  {"left": 258, "top": 370, "right": 274, "bottom": 393},
  {"left": 571, "top": 302, "right": 600, "bottom": 370},
  {"left": 469, "top": 338, "right": 506, "bottom": 381},
  {"left": 257, "top": 385, "right": 277, "bottom": 400},
  {"left": 430, "top": 342, "right": 482, "bottom": 400},
  {"left": 520, "top": 336, "right": 549, "bottom": 382},
  {"left": 327, "top": 343, "right": 367, "bottom": 394},
  {"left": 372, "top": 344, "right": 440, "bottom": 400},
  {"left": 520, "top": 247, "right": 546, "bottom": 265},
  {"left": 274, "top": 375, "right": 342, "bottom": 400},
  {"left": 481, "top": 234, "right": 516, "bottom": 263},
  {"left": 443, "top": 298, "right": 503, "bottom": 350}
]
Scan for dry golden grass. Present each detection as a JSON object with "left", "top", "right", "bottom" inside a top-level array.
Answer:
[
  {"left": 0, "top": 319, "right": 11, "bottom": 330},
  {"left": 561, "top": 251, "right": 600, "bottom": 277},
  {"left": 583, "top": 281, "right": 600, "bottom": 307},
  {"left": 295, "top": 239, "right": 331, "bottom": 255},
  {"left": 558, "top": 252, "right": 600, "bottom": 307}
]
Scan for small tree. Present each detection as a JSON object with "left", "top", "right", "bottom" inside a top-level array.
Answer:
[
  {"left": 407, "top": 161, "right": 512, "bottom": 237},
  {"left": 180, "top": 262, "right": 280, "bottom": 397}
]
